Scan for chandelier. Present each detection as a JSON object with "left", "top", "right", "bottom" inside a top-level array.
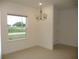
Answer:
[{"left": 36, "top": 3, "right": 47, "bottom": 21}]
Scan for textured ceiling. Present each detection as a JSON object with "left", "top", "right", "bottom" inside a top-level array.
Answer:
[{"left": 1, "top": 0, "right": 78, "bottom": 8}]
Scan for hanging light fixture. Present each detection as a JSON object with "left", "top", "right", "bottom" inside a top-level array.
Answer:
[{"left": 36, "top": 2, "right": 47, "bottom": 20}]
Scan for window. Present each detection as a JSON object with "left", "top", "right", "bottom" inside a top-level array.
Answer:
[{"left": 7, "top": 14, "right": 27, "bottom": 40}]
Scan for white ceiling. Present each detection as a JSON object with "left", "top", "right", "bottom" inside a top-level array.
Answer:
[{"left": 1, "top": 0, "right": 78, "bottom": 8}]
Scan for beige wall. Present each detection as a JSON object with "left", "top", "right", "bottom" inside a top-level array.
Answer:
[
  {"left": 36, "top": 5, "right": 54, "bottom": 50},
  {"left": 59, "top": 8, "right": 78, "bottom": 47},
  {"left": 54, "top": 8, "right": 78, "bottom": 47},
  {"left": 0, "top": 10, "right": 1, "bottom": 57},
  {"left": 0, "top": 2, "right": 38, "bottom": 54},
  {"left": 53, "top": 7, "right": 60, "bottom": 44}
]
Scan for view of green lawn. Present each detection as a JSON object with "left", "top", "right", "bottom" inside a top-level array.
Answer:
[
  {"left": 8, "top": 33, "right": 26, "bottom": 40},
  {"left": 8, "top": 27, "right": 26, "bottom": 40},
  {"left": 8, "top": 27, "right": 25, "bottom": 33}
]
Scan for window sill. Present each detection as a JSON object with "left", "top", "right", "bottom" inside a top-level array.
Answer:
[{"left": 8, "top": 38, "right": 27, "bottom": 42}]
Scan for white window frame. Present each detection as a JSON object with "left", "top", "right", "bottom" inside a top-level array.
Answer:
[{"left": 7, "top": 14, "right": 28, "bottom": 41}]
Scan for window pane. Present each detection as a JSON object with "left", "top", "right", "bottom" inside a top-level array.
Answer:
[{"left": 7, "top": 15, "right": 27, "bottom": 40}]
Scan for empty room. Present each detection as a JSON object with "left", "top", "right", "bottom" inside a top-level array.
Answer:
[{"left": 0, "top": 0, "right": 78, "bottom": 59}]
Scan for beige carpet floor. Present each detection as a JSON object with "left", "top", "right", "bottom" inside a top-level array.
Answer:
[{"left": 3, "top": 44, "right": 77, "bottom": 59}]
